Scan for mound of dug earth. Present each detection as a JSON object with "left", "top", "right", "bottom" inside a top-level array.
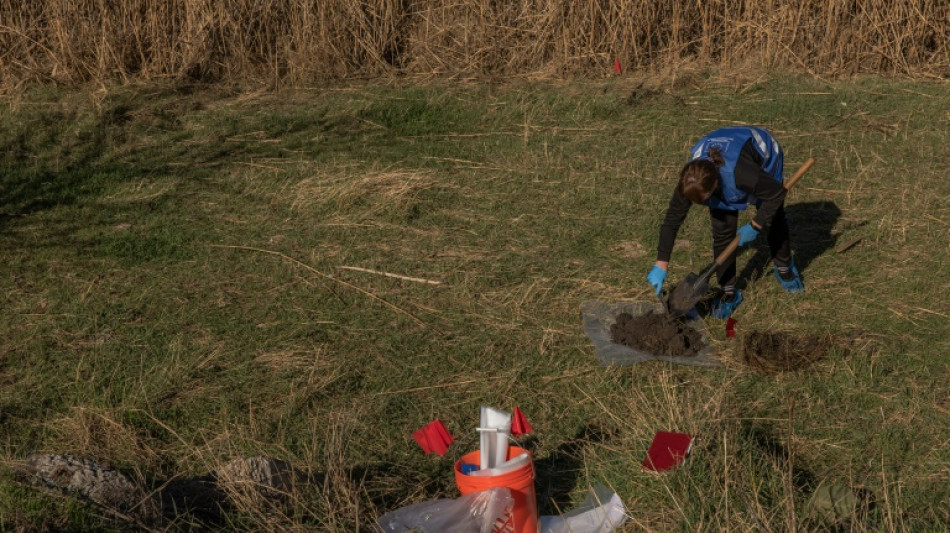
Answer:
[
  {"left": 610, "top": 311, "right": 704, "bottom": 358},
  {"left": 740, "top": 331, "right": 830, "bottom": 373}
]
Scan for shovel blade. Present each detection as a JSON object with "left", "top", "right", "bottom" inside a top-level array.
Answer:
[{"left": 668, "top": 272, "right": 707, "bottom": 317}]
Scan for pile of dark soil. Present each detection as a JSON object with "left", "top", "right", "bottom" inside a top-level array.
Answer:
[
  {"left": 610, "top": 311, "right": 704, "bottom": 358},
  {"left": 740, "top": 331, "right": 831, "bottom": 373}
]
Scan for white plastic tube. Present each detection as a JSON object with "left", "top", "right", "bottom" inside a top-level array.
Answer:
[{"left": 478, "top": 406, "right": 511, "bottom": 469}]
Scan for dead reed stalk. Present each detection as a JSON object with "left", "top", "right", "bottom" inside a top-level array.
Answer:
[{"left": 2, "top": 0, "right": 948, "bottom": 89}]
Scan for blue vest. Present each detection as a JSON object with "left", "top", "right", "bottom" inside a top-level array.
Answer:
[{"left": 688, "top": 126, "right": 784, "bottom": 211}]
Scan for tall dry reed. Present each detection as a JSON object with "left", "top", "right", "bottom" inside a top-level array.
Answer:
[{"left": 1, "top": 0, "right": 948, "bottom": 88}]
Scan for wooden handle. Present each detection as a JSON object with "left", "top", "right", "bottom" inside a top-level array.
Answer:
[
  {"left": 713, "top": 158, "right": 815, "bottom": 266},
  {"left": 714, "top": 235, "right": 743, "bottom": 266},
  {"left": 784, "top": 157, "right": 815, "bottom": 190}
]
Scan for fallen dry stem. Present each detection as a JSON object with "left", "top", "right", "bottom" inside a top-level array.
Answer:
[
  {"left": 211, "top": 244, "right": 434, "bottom": 330},
  {"left": 335, "top": 265, "right": 443, "bottom": 286}
]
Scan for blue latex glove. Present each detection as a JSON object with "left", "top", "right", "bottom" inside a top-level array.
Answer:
[
  {"left": 736, "top": 223, "right": 760, "bottom": 247},
  {"left": 646, "top": 265, "right": 667, "bottom": 295}
]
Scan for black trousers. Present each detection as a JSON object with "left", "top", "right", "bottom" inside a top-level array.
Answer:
[{"left": 710, "top": 205, "right": 792, "bottom": 288}]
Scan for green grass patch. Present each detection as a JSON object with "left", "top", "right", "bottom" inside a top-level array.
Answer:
[{"left": 1, "top": 74, "right": 948, "bottom": 531}]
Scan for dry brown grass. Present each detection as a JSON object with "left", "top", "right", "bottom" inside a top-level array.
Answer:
[
  {"left": 2, "top": 0, "right": 948, "bottom": 89},
  {"left": 291, "top": 168, "right": 439, "bottom": 221},
  {"left": 46, "top": 407, "right": 163, "bottom": 474}
]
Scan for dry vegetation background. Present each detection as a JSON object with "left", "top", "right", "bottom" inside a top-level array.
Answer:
[{"left": 2, "top": 0, "right": 949, "bottom": 88}]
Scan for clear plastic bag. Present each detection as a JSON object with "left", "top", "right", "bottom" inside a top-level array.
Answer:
[
  {"left": 377, "top": 487, "right": 514, "bottom": 533},
  {"left": 539, "top": 484, "right": 629, "bottom": 533},
  {"left": 581, "top": 300, "right": 719, "bottom": 367}
]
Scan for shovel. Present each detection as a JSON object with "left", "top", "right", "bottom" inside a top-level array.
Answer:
[{"left": 666, "top": 157, "right": 815, "bottom": 317}]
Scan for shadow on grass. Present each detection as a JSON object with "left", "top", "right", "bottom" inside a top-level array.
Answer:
[
  {"left": 0, "top": 90, "right": 169, "bottom": 239},
  {"left": 0, "top": 84, "right": 379, "bottom": 244},
  {"left": 154, "top": 475, "right": 231, "bottom": 529},
  {"left": 530, "top": 423, "right": 609, "bottom": 516},
  {"left": 152, "top": 469, "right": 332, "bottom": 530},
  {"left": 0, "top": 126, "right": 107, "bottom": 224},
  {"left": 0, "top": 85, "right": 261, "bottom": 261},
  {"left": 742, "top": 421, "right": 817, "bottom": 493},
  {"left": 351, "top": 459, "right": 456, "bottom": 522},
  {"left": 739, "top": 421, "right": 879, "bottom": 531},
  {"left": 738, "top": 201, "right": 844, "bottom": 288}
]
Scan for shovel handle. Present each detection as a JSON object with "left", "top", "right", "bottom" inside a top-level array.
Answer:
[
  {"left": 714, "top": 236, "right": 743, "bottom": 267},
  {"left": 712, "top": 157, "right": 815, "bottom": 267},
  {"left": 784, "top": 157, "right": 815, "bottom": 191}
]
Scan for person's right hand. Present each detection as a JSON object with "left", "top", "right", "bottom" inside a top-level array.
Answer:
[{"left": 647, "top": 265, "right": 667, "bottom": 295}]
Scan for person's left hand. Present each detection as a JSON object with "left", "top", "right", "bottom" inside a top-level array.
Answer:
[{"left": 737, "top": 223, "right": 759, "bottom": 246}]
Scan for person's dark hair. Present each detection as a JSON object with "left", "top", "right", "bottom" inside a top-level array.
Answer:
[{"left": 678, "top": 147, "right": 724, "bottom": 204}]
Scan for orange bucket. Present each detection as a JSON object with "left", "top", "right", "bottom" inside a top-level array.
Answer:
[{"left": 454, "top": 446, "right": 538, "bottom": 533}]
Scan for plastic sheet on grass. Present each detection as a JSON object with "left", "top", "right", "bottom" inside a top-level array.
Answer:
[
  {"left": 377, "top": 486, "right": 514, "bottom": 533},
  {"left": 581, "top": 300, "right": 719, "bottom": 367},
  {"left": 539, "top": 484, "right": 629, "bottom": 533}
]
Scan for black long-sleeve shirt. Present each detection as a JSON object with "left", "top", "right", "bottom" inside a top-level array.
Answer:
[{"left": 657, "top": 138, "right": 787, "bottom": 262}]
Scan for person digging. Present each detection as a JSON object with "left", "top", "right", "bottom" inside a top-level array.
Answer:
[{"left": 647, "top": 126, "right": 804, "bottom": 319}]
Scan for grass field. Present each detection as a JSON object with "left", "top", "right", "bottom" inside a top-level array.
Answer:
[{"left": 1, "top": 72, "right": 949, "bottom": 531}]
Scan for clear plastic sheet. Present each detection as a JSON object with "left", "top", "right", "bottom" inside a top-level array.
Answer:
[
  {"left": 539, "top": 484, "right": 629, "bottom": 533},
  {"left": 581, "top": 300, "right": 719, "bottom": 367},
  {"left": 377, "top": 487, "right": 514, "bottom": 533}
]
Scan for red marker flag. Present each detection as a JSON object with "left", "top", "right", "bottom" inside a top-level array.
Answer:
[
  {"left": 511, "top": 406, "right": 533, "bottom": 436},
  {"left": 725, "top": 318, "right": 737, "bottom": 338},
  {"left": 642, "top": 431, "right": 693, "bottom": 473},
  {"left": 613, "top": 58, "right": 622, "bottom": 74},
  {"left": 413, "top": 419, "right": 454, "bottom": 456}
]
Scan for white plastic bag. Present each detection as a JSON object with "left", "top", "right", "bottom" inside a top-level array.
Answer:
[
  {"left": 539, "top": 484, "right": 628, "bottom": 533},
  {"left": 377, "top": 486, "right": 514, "bottom": 533}
]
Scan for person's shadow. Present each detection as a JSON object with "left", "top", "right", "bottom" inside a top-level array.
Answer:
[{"left": 737, "top": 200, "right": 844, "bottom": 288}]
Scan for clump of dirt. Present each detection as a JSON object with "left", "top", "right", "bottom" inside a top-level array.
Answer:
[
  {"left": 667, "top": 282, "right": 701, "bottom": 317},
  {"left": 740, "top": 331, "right": 831, "bottom": 373},
  {"left": 610, "top": 311, "right": 704, "bottom": 357}
]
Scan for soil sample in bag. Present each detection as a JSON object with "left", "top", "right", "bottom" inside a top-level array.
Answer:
[{"left": 610, "top": 311, "right": 704, "bottom": 358}]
